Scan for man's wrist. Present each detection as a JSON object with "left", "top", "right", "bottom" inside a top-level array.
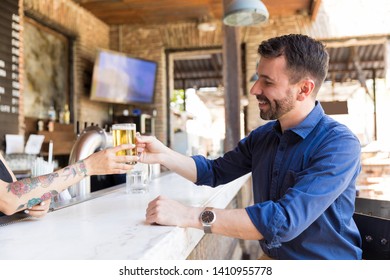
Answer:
[{"left": 185, "top": 207, "right": 203, "bottom": 229}]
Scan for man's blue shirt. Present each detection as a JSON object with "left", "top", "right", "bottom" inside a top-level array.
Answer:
[{"left": 192, "top": 102, "right": 362, "bottom": 259}]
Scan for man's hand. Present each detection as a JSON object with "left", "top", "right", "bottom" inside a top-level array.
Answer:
[
  {"left": 136, "top": 135, "right": 170, "bottom": 165},
  {"left": 145, "top": 195, "right": 201, "bottom": 228}
]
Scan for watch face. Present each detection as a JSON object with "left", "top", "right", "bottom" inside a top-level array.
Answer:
[{"left": 201, "top": 210, "right": 215, "bottom": 224}]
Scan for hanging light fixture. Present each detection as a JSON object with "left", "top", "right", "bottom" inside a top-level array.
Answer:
[
  {"left": 223, "top": 0, "right": 269, "bottom": 26},
  {"left": 197, "top": 16, "right": 217, "bottom": 32}
]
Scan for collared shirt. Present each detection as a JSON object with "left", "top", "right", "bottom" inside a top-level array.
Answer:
[{"left": 192, "top": 102, "right": 362, "bottom": 259}]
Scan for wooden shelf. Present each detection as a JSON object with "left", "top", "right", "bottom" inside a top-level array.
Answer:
[
  {"left": 38, "top": 129, "right": 76, "bottom": 156},
  {"left": 25, "top": 118, "right": 77, "bottom": 156}
]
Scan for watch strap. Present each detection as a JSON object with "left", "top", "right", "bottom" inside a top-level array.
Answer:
[{"left": 203, "top": 224, "right": 212, "bottom": 234}]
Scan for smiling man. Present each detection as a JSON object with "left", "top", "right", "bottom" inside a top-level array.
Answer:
[{"left": 138, "top": 34, "right": 362, "bottom": 260}]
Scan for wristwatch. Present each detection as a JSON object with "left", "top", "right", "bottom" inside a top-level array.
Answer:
[{"left": 199, "top": 207, "right": 216, "bottom": 233}]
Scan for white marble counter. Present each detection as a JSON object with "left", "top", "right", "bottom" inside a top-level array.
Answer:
[{"left": 0, "top": 172, "right": 251, "bottom": 260}]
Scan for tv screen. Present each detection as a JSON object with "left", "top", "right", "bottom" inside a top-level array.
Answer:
[{"left": 90, "top": 49, "right": 157, "bottom": 104}]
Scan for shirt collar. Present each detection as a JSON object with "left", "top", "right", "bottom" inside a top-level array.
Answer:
[
  {"left": 291, "top": 101, "right": 325, "bottom": 139},
  {"left": 273, "top": 101, "right": 325, "bottom": 139}
]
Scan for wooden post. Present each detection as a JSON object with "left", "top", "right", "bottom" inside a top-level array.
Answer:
[
  {"left": 222, "top": 0, "right": 242, "bottom": 152},
  {"left": 372, "top": 69, "right": 377, "bottom": 141}
]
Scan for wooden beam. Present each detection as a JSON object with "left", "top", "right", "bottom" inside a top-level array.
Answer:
[
  {"left": 329, "top": 62, "right": 385, "bottom": 69},
  {"left": 322, "top": 37, "right": 387, "bottom": 48},
  {"left": 210, "top": 53, "right": 220, "bottom": 73},
  {"left": 310, "top": 0, "right": 322, "bottom": 21},
  {"left": 351, "top": 46, "right": 373, "bottom": 100},
  {"left": 222, "top": 0, "right": 241, "bottom": 152},
  {"left": 175, "top": 76, "right": 222, "bottom": 80}
]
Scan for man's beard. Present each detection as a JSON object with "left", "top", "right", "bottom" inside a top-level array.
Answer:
[{"left": 258, "top": 91, "right": 295, "bottom": 120}]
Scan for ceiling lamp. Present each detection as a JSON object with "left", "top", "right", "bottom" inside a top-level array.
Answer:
[
  {"left": 223, "top": 0, "right": 269, "bottom": 26},
  {"left": 198, "top": 21, "right": 217, "bottom": 32},
  {"left": 198, "top": 16, "right": 217, "bottom": 32}
]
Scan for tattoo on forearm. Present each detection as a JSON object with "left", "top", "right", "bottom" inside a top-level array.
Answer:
[
  {"left": 62, "top": 160, "right": 87, "bottom": 180},
  {"left": 6, "top": 160, "right": 88, "bottom": 211},
  {"left": 7, "top": 173, "right": 59, "bottom": 198},
  {"left": 62, "top": 166, "right": 78, "bottom": 180},
  {"left": 76, "top": 160, "right": 88, "bottom": 177},
  {"left": 16, "top": 190, "right": 59, "bottom": 210}
]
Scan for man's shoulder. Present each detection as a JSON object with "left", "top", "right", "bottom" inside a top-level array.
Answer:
[
  {"left": 317, "top": 115, "right": 361, "bottom": 147},
  {"left": 320, "top": 115, "right": 355, "bottom": 135}
]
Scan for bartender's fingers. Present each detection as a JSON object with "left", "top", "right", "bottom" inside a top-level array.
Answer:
[
  {"left": 117, "top": 155, "right": 139, "bottom": 163},
  {"left": 24, "top": 199, "right": 51, "bottom": 218},
  {"left": 85, "top": 147, "right": 138, "bottom": 175},
  {"left": 112, "top": 163, "right": 135, "bottom": 174},
  {"left": 111, "top": 144, "right": 135, "bottom": 153}
]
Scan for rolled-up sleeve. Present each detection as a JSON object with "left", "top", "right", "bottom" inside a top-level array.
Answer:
[
  {"left": 246, "top": 201, "right": 287, "bottom": 248},
  {"left": 192, "top": 155, "right": 214, "bottom": 186},
  {"left": 191, "top": 138, "right": 253, "bottom": 187}
]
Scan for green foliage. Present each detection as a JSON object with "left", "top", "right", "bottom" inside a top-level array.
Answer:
[{"left": 170, "top": 89, "right": 185, "bottom": 112}]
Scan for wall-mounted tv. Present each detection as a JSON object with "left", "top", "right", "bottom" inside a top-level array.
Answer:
[{"left": 90, "top": 49, "right": 157, "bottom": 104}]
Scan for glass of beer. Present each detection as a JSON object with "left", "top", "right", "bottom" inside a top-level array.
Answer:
[{"left": 112, "top": 123, "right": 137, "bottom": 163}]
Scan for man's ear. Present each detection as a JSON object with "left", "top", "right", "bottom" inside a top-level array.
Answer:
[{"left": 297, "top": 79, "right": 315, "bottom": 101}]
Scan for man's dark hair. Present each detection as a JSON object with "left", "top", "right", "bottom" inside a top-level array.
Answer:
[{"left": 258, "top": 34, "right": 329, "bottom": 95}]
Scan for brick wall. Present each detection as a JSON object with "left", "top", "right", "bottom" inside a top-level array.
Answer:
[{"left": 21, "top": 0, "right": 111, "bottom": 134}]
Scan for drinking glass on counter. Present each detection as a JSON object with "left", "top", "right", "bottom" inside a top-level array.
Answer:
[
  {"left": 112, "top": 123, "right": 137, "bottom": 164},
  {"left": 126, "top": 162, "right": 151, "bottom": 194}
]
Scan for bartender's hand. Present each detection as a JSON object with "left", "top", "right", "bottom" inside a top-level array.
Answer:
[
  {"left": 145, "top": 195, "right": 201, "bottom": 228},
  {"left": 84, "top": 144, "right": 137, "bottom": 175},
  {"left": 24, "top": 199, "right": 51, "bottom": 218}
]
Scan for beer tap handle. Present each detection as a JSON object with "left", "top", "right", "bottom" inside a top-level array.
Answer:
[{"left": 76, "top": 121, "right": 80, "bottom": 136}]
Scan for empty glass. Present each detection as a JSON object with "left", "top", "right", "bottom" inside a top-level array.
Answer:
[{"left": 126, "top": 162, "right": 151, "bottom": 194}]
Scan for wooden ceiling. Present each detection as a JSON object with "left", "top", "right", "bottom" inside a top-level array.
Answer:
[
  {"left": 70, "top": 1, "right": 386, "bottom": 90},
  {"left": 72, "top": 0, "right": 319, "bottom": 25}
]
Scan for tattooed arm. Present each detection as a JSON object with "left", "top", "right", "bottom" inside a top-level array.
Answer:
[{"left": 0, "top": 143, "right": 137, "bottom": 216}]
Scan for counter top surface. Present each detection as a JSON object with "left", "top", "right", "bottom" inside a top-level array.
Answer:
[
  {"left": 357, "top": 182, "right": 390, "bottom": 201},
  {"left": 0, "top": 172, "right": 251, "bottom": 260}
]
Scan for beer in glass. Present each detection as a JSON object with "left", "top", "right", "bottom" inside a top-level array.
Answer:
[{"left": 112, "top": 123, "right": 137, "bottom": 162}]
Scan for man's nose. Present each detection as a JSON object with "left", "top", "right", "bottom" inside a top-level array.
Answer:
[{"left": 249, "top": 80, "right": 261, "bottom": 96}]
